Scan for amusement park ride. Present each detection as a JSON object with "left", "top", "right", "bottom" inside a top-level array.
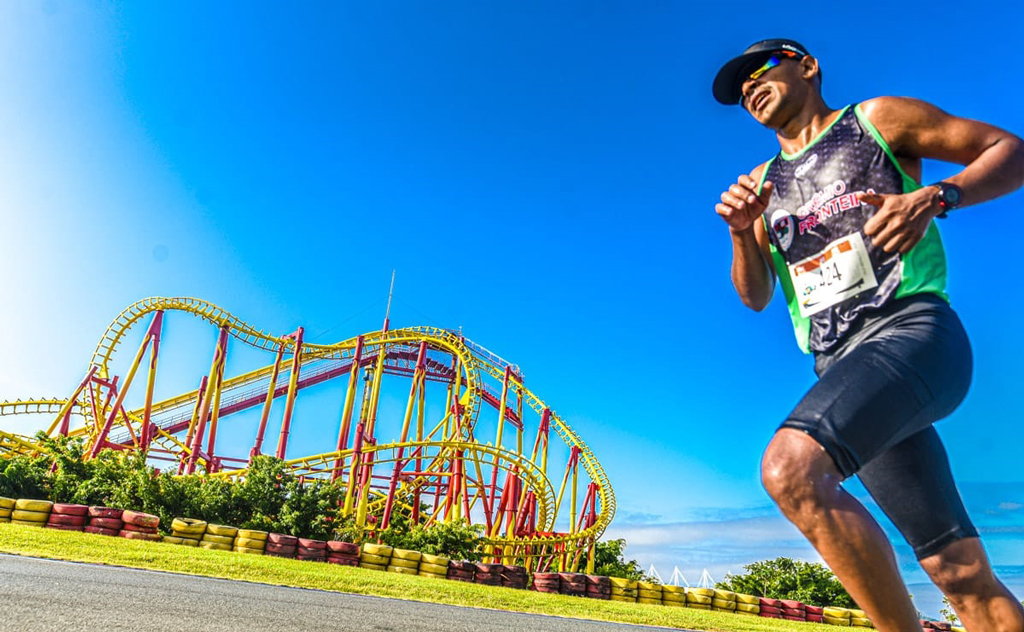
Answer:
[{"left": 0, "top": 295, "right": 615, "bottom": 572}]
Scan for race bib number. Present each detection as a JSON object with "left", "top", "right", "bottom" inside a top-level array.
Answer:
[{"left": 789, "top": 232, "right": 877, "bottom": 318}]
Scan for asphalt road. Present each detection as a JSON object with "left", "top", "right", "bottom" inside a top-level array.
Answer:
[{"left": 0, "top": 554, "right": 690, "bottom": 632}]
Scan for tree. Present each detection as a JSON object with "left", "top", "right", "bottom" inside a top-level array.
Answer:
[
  {"left": 939, "top": 596, "right": 960, "bottom": 625},
  {"left": 593, "top": 538, "right": 650, "bottom": 580},
  {"left": 716, "top": 557, "right": 855, "bottom": 607}
]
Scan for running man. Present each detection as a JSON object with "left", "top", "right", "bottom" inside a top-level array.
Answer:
[{"left": 713, "top": 39, "right": 1024, "bottom": 631}]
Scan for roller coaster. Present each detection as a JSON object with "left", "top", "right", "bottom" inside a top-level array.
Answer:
[{"left": 0, "top": 297, "right": 614, "bottom": 571}]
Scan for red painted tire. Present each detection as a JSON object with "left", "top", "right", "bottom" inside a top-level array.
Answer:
[
  {"left": 265, "top": 551, "right": 295, "bottom": 559},
  {"left": 327, "top": 556, "right": 358, "bottom": 566},
  {"left": 326, "top": 541, "right": 359, "bottom": 555},
  {"left": 806, "top": 614, "right": 824, "bottom": 623},
  {"left": 89, "top": 517, "right": 124, "bottom": 530},
  {"left": 88, "top": 506, "right": 123, "bottom": 519},
  {"left": 265, "top": 543, "right": 297, "bottom": 555},
  {"left": 46, "top": 524, "right": 85, "bottom": 532},
  {"left": 805, "top": 605, "right": 824, "bottom": 615},
  {"left": 52, "top": 503, "right": 89, "bottom": 516},
  {"left": 780, "top": 599, "right": 805, "bottom": 610},
  {"left": 759, "top": 613, "right": 783, "bottom": 619},
  {"left": 782, "top": 607, "right": 806, "bottom": 617},
  {"left": 46, "top": 514, "right": 87, "bottom": 527},
  {"left": 121, "top": 523, "right": 159, "bottom": 534},
  {"left": 759, "top": 605, "right": 782, "bottom": 615},
  {"left": 84, "top": 525, "right": 119, "bottom": 536},
  {"left": 296, "top": 554, "right": 326, "bottom": 562},
  {"left": 297, "top": 538, "right": 326, "bottom": 550},
  {"left": 121, "top": 510, "right": 160, "bottom": 529},
  {"left": 267, "top": 533, "right": 298, "bottom": 545},
  {"left": 759, "top": 597, "right": 781, "bottom": 607},
  {"left": 783, "top": 615, "right": 806, "bottom": 622},
  {"left": 120, "top": 530, "right": 162, "bottom": 541}
]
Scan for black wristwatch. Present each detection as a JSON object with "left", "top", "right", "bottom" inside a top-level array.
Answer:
[{"left": 931, "top": 182, "right": 963, "bottom": 219}]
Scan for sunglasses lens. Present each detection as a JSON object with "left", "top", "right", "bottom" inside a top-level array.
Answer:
[{"left": 749, "top": 56, "right": 780, "bottom": 80}]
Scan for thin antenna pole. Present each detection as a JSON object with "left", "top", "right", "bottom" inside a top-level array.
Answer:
[{"left": 382, "top": 270, "right": 395, "bottom": 332}]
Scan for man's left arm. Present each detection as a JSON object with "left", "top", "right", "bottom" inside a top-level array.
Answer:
[{"left": 857, "top": 96, "right": 1024, "bottom": 253}]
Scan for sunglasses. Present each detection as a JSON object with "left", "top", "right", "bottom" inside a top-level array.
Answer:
[{"left": 748, "top": 50, "right": 801, "bottom": 80}]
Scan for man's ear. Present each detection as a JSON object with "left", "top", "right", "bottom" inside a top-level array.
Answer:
[{"left": 800, "top": 56, "right": 820, "bottom": 82}]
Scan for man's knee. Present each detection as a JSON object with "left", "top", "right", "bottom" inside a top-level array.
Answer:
[
  {"left": 761, "top": 428, "right": 843, "bottom": 516},
  {"left": 921, "top": 539, "right": 996, "bottom": 599}
]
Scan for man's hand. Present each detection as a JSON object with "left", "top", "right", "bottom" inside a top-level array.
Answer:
[
  {"left": 859, "top": 187, "right": 942, "bottom": 254},
  {"left": 716, "top": 175, "right": 774, "bottom": 233}
]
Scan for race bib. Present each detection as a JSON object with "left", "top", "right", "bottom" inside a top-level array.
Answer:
[{"left": 789, "top": 232, "right": 877, "bottom": 318}]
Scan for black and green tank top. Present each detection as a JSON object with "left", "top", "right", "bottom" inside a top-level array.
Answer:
[{"left": 759, "top": 104, "right": 948, "bottom": 354}]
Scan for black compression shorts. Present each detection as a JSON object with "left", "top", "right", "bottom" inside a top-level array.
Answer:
[{"left": 780, "top": 293, "right": 978, "bottom": 559}]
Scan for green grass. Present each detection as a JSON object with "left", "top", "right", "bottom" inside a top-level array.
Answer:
[{"left": 1, "top": 523, "right": 824, "bottom": 632}]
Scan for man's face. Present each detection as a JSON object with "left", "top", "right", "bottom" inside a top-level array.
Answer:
[{"left": 739, "top": 56, "right": 809, "bottom": 127}]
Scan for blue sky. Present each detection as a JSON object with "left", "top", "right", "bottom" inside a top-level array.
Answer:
[{"left": 2, "top": 0, "right": 1023, "bottom": 619}]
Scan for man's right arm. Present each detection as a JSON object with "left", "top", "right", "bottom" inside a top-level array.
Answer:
[{"left": 715, "top": 165, "right": 776, "bottom": 311}]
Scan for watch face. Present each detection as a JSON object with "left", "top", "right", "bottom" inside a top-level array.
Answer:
[{"left": 942, "top": 184, "right": 963, "bottom": 208}]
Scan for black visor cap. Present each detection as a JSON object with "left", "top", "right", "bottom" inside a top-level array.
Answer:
[{"left": 713, "top": 39, "right": 810, "bottom": 105}]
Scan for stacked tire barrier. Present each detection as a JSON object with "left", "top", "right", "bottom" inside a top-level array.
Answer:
[
  {"left": 531, "top": 571, "right": 560, "bottom": 594},
  {"left": 0, "top": 497, "right": 14, "bottom": 523},
  {"left": 201, "top": 524, "right": 236, "bottom": 551},
  {"left": 586, "top": 575, "right": 611, "bottom": 600},
  {"left": 557, "top": 572, "right": 586, "bottom": 596},
  {"left": 637, "top": 581, "right": 662, "bottom": 605},
  {"left": 297, "top": 538, "right": 327, "bottom": 562},
  {"left": 266, "top": 533, "right": 298, "bottom": 558},
  {"left": 233, "top": 529, "right": 267, "bottom": 555},
  {"left": 735, "top": 592, "right": 760, "bottom": 616},
  {"left": 11, "top": 499, "right": 52, "bottom": 527},
  {"left": 686, "top": 587, "right": 713, "bottom": 610},
  {"left": 501, "top": 564, "right": 529, "bottom": 589},
  {"left": 474, "top": 562, "right": 503, "bottom": 587},
  {"left": 418, "top": 553, "right": 449, "bottom": 579},
  {"left": 921, "top": 620, "right": 951, "bottom": 631},
  {"left": 326, "top": 541, "right": 360, "bottom": 566},
  {"left": 120, "top": 510, "right": 161, "bottom": 541},
  {"left": 85, "top": 507, "right": 123, "bottom": 536},
  {"left": 850, "top": 608, "right": 874, "bottom": 628},
  {"left": 46, "top": 503, "right": 88, "bottom": 532},
  {"left": 389, "top": 548, "right": 421, "bottom": 575},
  {"left": 712, "top": 588, "right": 737, "bottom": 613},
  {"left": 781, "top": 598, "right": 807, "bottom": 621},
  {"left": 805, "top": 604, "right": 825, "bottom": 623},
  {"left": 359, "top": 542, "right": 391, "bottom": 571},
  {"left": 661, "top": 584, "right": 686, "bottom": 607},
  {"left": 760, "top": 597, "right": 783, "bottom": 619},
  {"left": 447, "top": 560, "right": 475, "bottom": 582},
  {"left": 166, "top": 518, "right": 206, "bottom": 546},
  {"left": 609, "top": 577, "right": 638, "bottom": 603}
]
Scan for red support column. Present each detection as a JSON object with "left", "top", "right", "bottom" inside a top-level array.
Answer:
[
  {"left": 275, "top": 327, "right": 304, "bottom": 460},
  {"left": 187, "top": 328, "right": 229, "bottom": 474},
  {"left": 179, "top": 375, "right": 208, "bottom": 474},
  {"left": 332, "top": 336, "right": 364, "bottom": 481},
  {"left": 381, "top": 341, "right": 427, "bottom": 530},
  {"left": 204, "top": 330, "right": 229, "bottom": 469},
  {"left": 139, "top": 311, "right": 164, "bottom": 452}
]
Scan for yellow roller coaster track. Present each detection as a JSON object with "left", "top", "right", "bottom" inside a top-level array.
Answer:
[{"left": 0, "top": 297, "right": 615, "bottom": 570}]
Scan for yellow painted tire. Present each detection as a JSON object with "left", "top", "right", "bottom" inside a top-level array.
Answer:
[
  {"left": 688, "top": 587, "right": 714, "bottom": 597},
  {"left": 665, "top": 600, "right": 686, "bottom": 608},
  {"left": 164, "top": 536, "right": 199, "bottom": 547},
  {"left": 851, "top": 617, "right": 874, "bottom": 628},
  {"left": 233, "top": 546, "right": 264, "bottom": 555},
  {"left": 171, "top": 518, "right": 207, "bottom": 535},
  {"left": 11, "top": 509, "right": 49, "bottom": 522},
  {"left": 206, "top": 524, "right": 237, "bottom": 537},
  {"left": 358, "top": 562, "right": 386, "bottom": 571},
  {"left": 388, "top": 557, "right": 418, "bottom": 569},
  {"left": 713, "top": 589, "right": 736, "bottom": 600},
  {"left": 686, "top": 593, "right": 712, "bottom": 605},
  {"left": 688, "top": 604, "right": 712, "bottom": 611},
  {"left": 637, "top": 597, "right": 661, "bottom": 605},
  {"left": 849, "top": 609, "right": 866, "bottom": 618},
  {"left": 199, "top": 541, "right": 232, "bottom": 552},
  {"left": 610, "top": 587, "right": 638, "bottom": 596},
  {"left": 662, "top": 585, "right": 686, "bottom": 596},
  {"left": 419, "top": 562, "right": 448, "bottom": 575},
  {"left": 173, "top": 533, "right": 203, "bottom": 542},
  {"left": 387, "top": 565, "right": 418, "bottom": 575},
  {"left": 202, "top": 533, "right": 234, "bottom": 546},
  {"left": 0, "top": 497, "right": 15, "bottom": 510},
  {"left": 163, "top": 536, "right": 187, "bottom": 545},
  {"left": 712, "top": 598, "right": 736, "bottom": 610},
  {"left": 824, "top": 607, "right": 851, "bottom": 618},
  {"left": 736, "top": 603, "right": 760, "bottom": 614},
  {"left": 0, "top": 518, "right": 10, "bottom": 523},
  {"left": 735, "top": 593, "right": 760, "bottom": 605},
  {"left": 237, "top": 529, "right": 268, "bottom": 541},
  {"left": 10, "top": 519, "right": 44, "bottom": 526},
  {"left": 609, "top": 595, "right": 636, "bottom": 603},
  {"left": 637, "top": 581, "right": 659, "bottom": 591},
  {"left": 234, "top": 537, "right": 267, "bottom": 550},
  {"left": 361, "top": 543, "right": 393, "bottom": 557},
  {"left": 15, "top": 499, "right": 52, "bottom": 512},
  {"left": 359, "top": 553, "right": 389, "bottom": 565},
  {"left": 608, "top": 577, "right": 637, "bottom": 589},
  {"left": 418, "top": 571, "right": 446, "bottom": 579},
  {"left": 391, "top": 548, "right": 421, "bottom": 562},
  {"left": 420, "top": 553, "right": 449, "bottom": 566},
  {"left": 638, "top": 589, "right": 663, "bottom": 599},
  {"left": 0, "top": 509, "right": 12, "bottom": 519},
  {"left": 824, "top": 615, "right": 852, "bottom": 626},
  {"left": 662, "top": 593, "right": 686, "bottom": 603}
]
